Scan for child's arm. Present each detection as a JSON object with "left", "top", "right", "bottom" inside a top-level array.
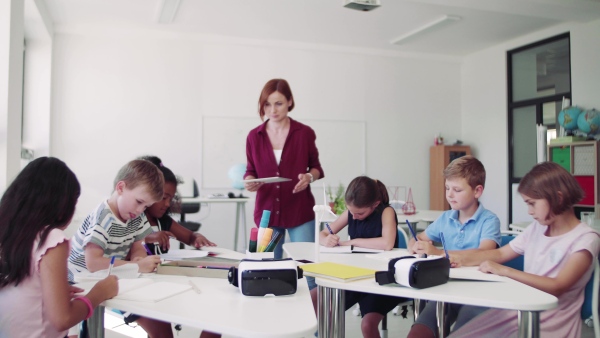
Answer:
[
  {"left": 340, "top": 208, "right": 397, "bottom": 250},
  {"left": 450, "top": 244, "right": 519, "bottom": 267},
  {"left": 169, "top": 220, "right": 217, "bottom": 248},
  {"left": 143, "top": 230, "right": 176, "bottom": 251},
  {"left": 84, "top": 243, "right": 131, "bottom": 272},
  {"left": 479, "top": 250, "right": 593, "bottom": 297},
  {"left": 41, "top": 241, "right": 118, "bottom": 331},
  {"left": 318, "top": 212, "right": 348, "bottom": 247},
  {"left": 129, "top": 241, "right": 162, "bottom": 272}
]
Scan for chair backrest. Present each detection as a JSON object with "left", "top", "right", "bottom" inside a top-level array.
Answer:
[
  {"left": 581, "top": 256, "right": 599, "bottom": 338},
  {"left": 178, "top": 177, "right": 199, "bottom": 198},
  {"left": 500, "top": 232, "right": 524, "bottom": 271},
  {"left": 397, "top": 227, "right": 409, "bottom": 249}
]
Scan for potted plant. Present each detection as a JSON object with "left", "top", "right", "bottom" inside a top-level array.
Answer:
[{"left": 327, "top": 184, "right": 346, "bottom": 215}]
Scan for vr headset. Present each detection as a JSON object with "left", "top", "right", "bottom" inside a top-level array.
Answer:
[
  {"left": 228, "top": 258, "right": 303, "bottom": 296},
  {"left": 375, "top": 256, "right": 450, "bottom": 289}
]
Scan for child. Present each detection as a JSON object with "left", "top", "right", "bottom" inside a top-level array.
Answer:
[
  {"left": 407, "top": 155, "right": 501, "bottom": 338},
  {"left": 68, "top": 159, "right": 173, "bottom": 337},
  {"left": 448, "top": 162, "right": 600, "bottom": 338},
  {"left": 0, "top": 157, "right": 118, "bottom": 338},
  {"left": 140, "top": 156, "right": 216, "bottom": 252},
  {"left": 311, "top": 176, "right": 404, "bottom": 338}
]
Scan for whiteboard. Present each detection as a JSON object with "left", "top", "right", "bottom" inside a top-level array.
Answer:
[{"left": 202, "top": 116, "right": 366, "bottom": 189}]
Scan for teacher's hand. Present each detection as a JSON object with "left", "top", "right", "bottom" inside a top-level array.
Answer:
[
  {"left": 245, "top": 181, "right": 264, "bottom": 192},
  {"left": 293, "top": 173, "right": 312, "bottom": 193}
]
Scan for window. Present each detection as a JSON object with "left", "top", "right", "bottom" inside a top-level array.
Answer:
[{"left": 507, "top": 33, "right": 571, "bottom": 223}]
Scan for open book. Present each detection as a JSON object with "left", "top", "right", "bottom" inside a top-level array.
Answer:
[
  {"left": 320, "top": 245, "right": 383, "bottom": 254},
  {"left": 449, "top": 267, "right": 508, "bottom": 282},
  {"left": 300, "top": 262, "right": 377, "bottom": 282},
  {"left": 77, "top": 278, "right": 192, "bottom": 302}
]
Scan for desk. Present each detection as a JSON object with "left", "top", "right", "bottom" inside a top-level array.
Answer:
[
  {"left": 87, "top": 247, "right": 316, "bottom": 337},
  {"left": 397, "top": 209, "right": 444, "bottom": 227},
  {"left": 181, "top": 197, "right": 250, "bottom": 251},
  {"left": 283, "top": 242, "right": 557, "bottom": 338}
]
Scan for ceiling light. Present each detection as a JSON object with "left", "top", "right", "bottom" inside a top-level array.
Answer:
[
  {"left": 156, "top": 0, "right": 181, "bottom": 24},
  {"left": 390, "top": 15, "right": 461, "bottom": 45}
]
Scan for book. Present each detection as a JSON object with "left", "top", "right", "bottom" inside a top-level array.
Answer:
[
  {"left": 299, "top": 262, "right": 377, "bottom": 282},
  {"left": 76, "top": 278, "right": 192, "bottom": 302},
  {"left": 449, "top": 267, "right": 507, "bottom": 282},
  {"left": 159, "top": 249, "right": 209, "bottom": 261},
  {"left": 320, "top": 245, "right": 384, "bottom": 254}
]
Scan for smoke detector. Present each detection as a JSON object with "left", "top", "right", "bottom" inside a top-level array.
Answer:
[{"left": 344, "top": 0, "right": 381, "bottom": 12}]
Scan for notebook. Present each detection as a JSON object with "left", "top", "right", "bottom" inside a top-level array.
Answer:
[
  {"left": 449, "top": 267, "right": 507, "bottom": 282},
  {"left": 300, "top": 262, "right": 377, "bottom": 282},
  {"left": 320, "top": 245, "right": 384, "bottom": 254},
  {"left": 77, "top": 278, "right": 192, "bottom": 302}
]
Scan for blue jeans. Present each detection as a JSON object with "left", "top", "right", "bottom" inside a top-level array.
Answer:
[{"left": 271, "top": 220, "right": 317, "bottom": 290}]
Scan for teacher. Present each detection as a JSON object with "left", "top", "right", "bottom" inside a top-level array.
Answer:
[{"left": 244, "top": 78, "right": 325, "bottom": 260}]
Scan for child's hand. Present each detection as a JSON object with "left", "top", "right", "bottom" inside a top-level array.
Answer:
[
  {"left": 479, "top": 260, "right": 507, "bottom": 276},
  {"left": 143, "top": 231, "right": 175, "bottom": 251},
  {"left": 323, "top": 234, "right": 340, "bottom": 247},
  {"left": 449, "top": 252, "right": 463, "bottom": 268},
  {"left": 136, "top": 255, "right": 161, "bottom": 273},
  {"left": 69, "top": 285, "right": 84, "bottom": 298},
  {"left": 95, "top": 275, "right": 119, "bottom": 299},
  {"left": 411, "top": 240, "right": 437, "bottom": 256},
  {"left": 191, "top": 234, "right": 216, "bottom": 248}
]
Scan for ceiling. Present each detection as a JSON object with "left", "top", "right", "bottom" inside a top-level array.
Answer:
[{"left": 32, "top": 0, "right": 600, "bottom": 57}]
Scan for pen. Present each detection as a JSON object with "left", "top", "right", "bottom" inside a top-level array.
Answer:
[
  {"left": 440, "top": 232, "right": 450, "bottom": 259},
  {"left": 407, "top": 220, "right": 426, "bottom": 258},
  {"left": 264, "top": 231, "right": 283, "bottom": 252},
  {"left": 141, "top": 242, "right": 153, "bottom": 256},
  {"left": 325, "top": 223, "right": 339, "bottom": 246},
  {"left": 107, "top": 256, "right": 115, "bottom": 276}
]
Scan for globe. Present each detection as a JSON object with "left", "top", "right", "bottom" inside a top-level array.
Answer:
[
  {"left": 558, "top": 106, "right": 583, "bottom": 131},
  {"left": 228, "top": 163, "right": 246, "bottom": 190},
  {"left": 577, "top": 109, "right": 600, "bottom": 135}
]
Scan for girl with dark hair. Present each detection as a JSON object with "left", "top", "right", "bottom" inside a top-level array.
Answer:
[
  {"left": 140, "top": 156, "right": 216, "bottom": 252},
  {"left": 311, "top": 176, "right": 403, "bottom": 338},
  {"left": 0, "top": 157, "right": 118, "bottom": 338}
]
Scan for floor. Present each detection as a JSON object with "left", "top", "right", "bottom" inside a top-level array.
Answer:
[{"left": 103, "top": 306, "right": 596, "bottom": 338}]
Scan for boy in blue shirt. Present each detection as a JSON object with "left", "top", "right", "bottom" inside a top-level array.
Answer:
[{"left": 407, "top": 155, "right": 501, "bottom": 338}]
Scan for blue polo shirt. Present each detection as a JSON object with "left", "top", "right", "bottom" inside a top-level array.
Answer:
[{"left": 425, "top": 203, "right": 501, "bottom": 250}]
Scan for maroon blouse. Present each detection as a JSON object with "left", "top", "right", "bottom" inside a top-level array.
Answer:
[{"left": 245, "top": 118, "right": 325, "bottom": 229}]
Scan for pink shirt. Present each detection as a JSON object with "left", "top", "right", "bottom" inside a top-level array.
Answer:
[
  {"left": 450, "top": 222, "right": 600, "bottom": 338},
  {"left": 0, "top": 228, "right": 69, "bottom": 338}
]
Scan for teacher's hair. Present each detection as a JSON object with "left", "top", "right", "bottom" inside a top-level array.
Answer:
[
  {"left": 258, "top": 78, "right": 295, "bottom": 120},
  {"left": 0, "top": 157, "right": 80, "bottom": 287}
]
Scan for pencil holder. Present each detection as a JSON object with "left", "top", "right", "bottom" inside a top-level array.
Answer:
[{"left": 245, "top": 250, "right": 275, "bottom": 259}]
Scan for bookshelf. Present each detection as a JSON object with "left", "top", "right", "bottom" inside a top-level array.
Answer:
[
  {"left": 547, "top": 140, "right": 599, "bottom": 218},
  {"left": 429, "top": 145, "right": 471, "bottom": 210}
]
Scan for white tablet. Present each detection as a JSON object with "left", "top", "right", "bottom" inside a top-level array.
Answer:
[{"left": 243, "top": 177, "right": 292, "bottom": 183}]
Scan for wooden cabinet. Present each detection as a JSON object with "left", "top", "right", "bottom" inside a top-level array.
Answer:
[
  {"left": 548, "top": 141, "right": 599, "bottom": 217},
  {"left": 429, "top": 145, "right": 471, "bottom": 210}
]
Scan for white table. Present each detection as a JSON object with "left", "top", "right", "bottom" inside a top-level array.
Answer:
[
  {"left": 182, "top": 197, "right": 250, "bottom": 251},
  {"left": 87, "top": 247, "right": 316, "bottom": 337},
  {"left": 397, "top": 209, "right": 444, "bottom": 226},
  {"left": 283, "top": 242, "right": 557, "bottom": 338}
]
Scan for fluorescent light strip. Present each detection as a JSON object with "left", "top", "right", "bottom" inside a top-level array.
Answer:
[
  {"left": 156, "top": 0, "right": 181, "bottom": 24},
  {"left": 390, "top": 15, "right": 461, "bottom": 45}
]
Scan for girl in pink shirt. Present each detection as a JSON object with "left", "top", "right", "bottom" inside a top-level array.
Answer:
[
  {"left": 0, "top": 157, "right": 118, "bottom": 338},
  {"left": 450, "top": 162, "right": 600, "bottom": 338}
]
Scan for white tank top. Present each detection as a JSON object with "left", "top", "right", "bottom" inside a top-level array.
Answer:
[{"left": 274, "top": 149, "right": 283, "bottom": 165}]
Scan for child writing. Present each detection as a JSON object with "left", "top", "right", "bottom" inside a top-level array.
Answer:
[
  {"left": 139, "top": 156, "right": 216, "bottom": 252},
  {"left": 68, "top": 159, "right": 174, "bottom": 337},
  {"left": 448, "top": 161, "right": 600, "bottom": 338},
  {"left": 0, "top": 157, "right": 118, "bottom": 338},
  {"left": 407, "top": 155, "right": 501, "bottom": 338},
  {"left": 311, "top": 176, "right": 404, "bottom": 338}
]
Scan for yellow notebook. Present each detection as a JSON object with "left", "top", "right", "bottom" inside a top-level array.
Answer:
[{"left": 300, "top": 262, "right": 376, "bottom": 282}]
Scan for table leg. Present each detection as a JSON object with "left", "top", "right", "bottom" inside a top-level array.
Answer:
[
  {"left": 436, "top": 301, "right": 447, "bottom": 338},
  {"left": 318, "top": 286, "right": 345, "bottom": 338},
  {"left": 413, "top": 298, "right": 424, "bottom": 321},
  {"left": 241, "top": 202, "right": 247, "bottom": 249},
  {"left": 518, "top": 310, "right": 540, "bottom": 338},
  {"left": 87, "top": 305, "right": 105, "bottom": 338}
]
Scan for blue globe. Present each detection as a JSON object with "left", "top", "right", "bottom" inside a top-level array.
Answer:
[
  {"left": 558, "top": 106, "right": 583, "bottom": 131},
  {"left": 228, "top": 163, "right": 246, "bottom": 190},
  {"left": 577, "top": 109, "right": 600, "bottom": 135}
]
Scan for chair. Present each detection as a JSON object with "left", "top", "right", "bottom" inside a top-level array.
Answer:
[
  {"left": 177, "top": 177, "right": 201, "bottom": 248},
  {"left": 500, "top": 230, "right": 524, "bottom": 271}
]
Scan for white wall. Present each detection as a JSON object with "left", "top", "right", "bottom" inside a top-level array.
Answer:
[
  {"left": 51, "top": 33, "right": 462, "bottom": 248},
  {"left": 461, "top": 19, "right": 600, "bottom": 228}
]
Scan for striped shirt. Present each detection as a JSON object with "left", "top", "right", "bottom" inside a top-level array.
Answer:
[{"left": 68, "top": 200, "right": 152, "bottom": 282}]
